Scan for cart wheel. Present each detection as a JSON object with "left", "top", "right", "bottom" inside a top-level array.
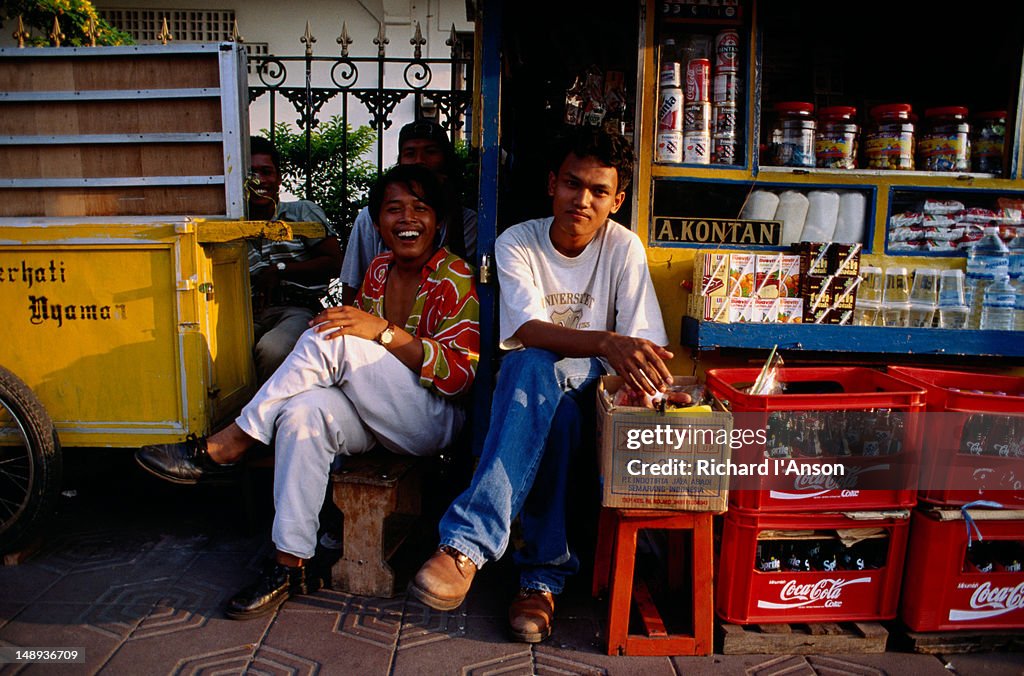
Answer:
[{"left": 0, "top": 365, "right": 62, "bottom": 554}]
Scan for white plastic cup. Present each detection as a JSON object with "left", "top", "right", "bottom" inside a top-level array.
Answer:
[
  {"left": 882, "top": 301, "right": 910, "bottom": 327},
  {"left": 858, "top": 266, "right": 884, "bottom": 304},
  {"left": 883, "top": 267, "right": 911, "bottom": 304},
  {"left": 908, "top": 302, "right": 937, "bottom": 328},
  {"left": 938, "top": 305, "right": 969, "bottom": 330},
  {"left": 938, "top": 269, "right": 966, "bottom": 307},
  {"left": 910, "top": 268, "right": 940, "bottom": 304},
  {"left": 854, "top": 301, "right": 880, "bottom": 326}
]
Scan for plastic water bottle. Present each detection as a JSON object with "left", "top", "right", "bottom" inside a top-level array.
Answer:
[
  {"left": 1007, "top": 227, "right": 1024, "bottom": 331},
  {"left": 966, "top": 226, "right": 1010, "bottom": 329},
  {"left": 980, "top": 274, "right": 1016, "bottom": 331}
]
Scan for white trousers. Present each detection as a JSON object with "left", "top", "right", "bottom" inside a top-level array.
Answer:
[{"left": 236, "top": 328, "right": 464, "bottom": 559}]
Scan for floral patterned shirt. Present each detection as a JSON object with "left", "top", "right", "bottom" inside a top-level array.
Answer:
[{"left": 358, "top": 247, "right": 479, "bottom": 398}]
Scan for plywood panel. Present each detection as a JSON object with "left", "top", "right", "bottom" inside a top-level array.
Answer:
[
  {"left": 0, "top": 100, "right": 223, "bottom": 135},
  {"left": 0, "top": 54, "right": 220, "bottom": 91},
  {"left": 0, "top": 144, "right": 224, "bottom": 179},
  {"left": 0, "top": 186, "right": 225, "bottom": 217}
]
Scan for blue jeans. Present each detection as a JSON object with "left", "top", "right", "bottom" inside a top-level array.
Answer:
[{"left": 438, "top": 348, "right": 602, "bottom": 594}]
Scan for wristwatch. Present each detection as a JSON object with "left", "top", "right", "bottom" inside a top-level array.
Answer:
[
  {"left": 275, "top": 261, "right": 287, "bottom": 272},
  {"left": 376, "top": 322, "right": 396, "bottom": 347}
]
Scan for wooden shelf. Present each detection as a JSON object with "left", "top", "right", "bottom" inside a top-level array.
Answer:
[{"left": 681, "top": 316, "right": 1024, "bottom": 357}]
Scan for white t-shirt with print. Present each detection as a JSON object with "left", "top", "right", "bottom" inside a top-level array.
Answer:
[{"left": 496, "top": 216, "right": 669, "bottom": 359}]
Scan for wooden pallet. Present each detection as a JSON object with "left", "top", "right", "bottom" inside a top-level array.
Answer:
[
  {"left": 899, "top": 629, "right": 1024, "bottom": 655},
  {"left": 718, "top": 621, "right": 888, "bottom": 654}
]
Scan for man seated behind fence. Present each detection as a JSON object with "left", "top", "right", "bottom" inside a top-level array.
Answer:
[
  {"left": 248, "top": 136, "right": 342, "bottom": 381},
  {"left": 410, "top": 127, "right": 683, "bottom": 644},
  {"left": 339, "top": 119, "right": 477, "bottom": 306}
]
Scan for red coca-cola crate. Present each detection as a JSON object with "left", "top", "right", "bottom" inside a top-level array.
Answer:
[
  {"left": 888, "top": 367, "right": 1024, "bottom": 507},
  {"left": 706, "top": 367, "right": 926, "bottom": 511},
  {"left": 901, "top": 507, "right": 1024, "bottom": 631},
  {"left": 716, "top": 508, "right": 910, "bottom": 624}
]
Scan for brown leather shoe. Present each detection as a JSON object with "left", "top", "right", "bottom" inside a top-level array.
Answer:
[
  {"left": 409, "top": 545, "right": 477, "bottom": 611},
  {"left": 508, "top": 588, "right": 555, "bottom": 643}
]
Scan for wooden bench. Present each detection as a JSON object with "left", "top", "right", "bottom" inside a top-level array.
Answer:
[{"left": 329, "top": 448, "right": 426, "bottom": 598}]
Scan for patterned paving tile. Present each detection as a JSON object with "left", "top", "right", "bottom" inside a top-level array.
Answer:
[
  {"left": 0, "top": 565, "right": 62, "bottom": 605},
  {"left": 940, "top": 651, "right": 1024, "bottom": 676},
  {"left": 0, "top": 603, "right": 129, "bottom": 673},
  {"left": 534, "top": 618, "right": 678, "bottom": 676},
  {"left": 263, "top": 606, "right": 395, "bottom": 674},
  {"left": 391, "top": 615, "right": 528, "bottom": 676},
  {"left": 33, "top": 529, "right": 160, "bottom": 575}
]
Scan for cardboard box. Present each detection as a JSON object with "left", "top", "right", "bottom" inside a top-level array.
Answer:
[
  {"left": 753, "top": 297, "right": 779, "bottom": 323},
  {"left": 693, "top": 252, "right": 729, "bottom": 296},
  {"left": 597, "top": 375, "right": 733, "bottom": 512},
  {"left": 795, "top": 242, "right": 862, "bottom": 278},
  {"left": 755, "top": 253, "right": 801, "bottom": 299},
  {"left": 689, "top": 294, "right": 730, "bottom": 322},
  {"left": 728, "top": 253, "right": 757, "bottom": 297},
  {"left": 729, "top": 295, "right": 758, "bottom": 323},
  {"left": 776, "top": 297, "right": 803, "bottom": 323}
]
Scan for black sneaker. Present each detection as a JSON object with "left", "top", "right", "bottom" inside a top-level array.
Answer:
[
  {"left": 225, "top": 560, "right": 317, "bottom": 620},
  {"left": 134, "top": 434, "right": 238, "bottom": 485}
]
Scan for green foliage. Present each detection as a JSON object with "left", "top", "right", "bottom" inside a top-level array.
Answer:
[
  {"left": 2, "top": 0, "right": 134, "bottom": 46},
  {"left": 263, "top": 118, "right": 377, "bottom": 240}
]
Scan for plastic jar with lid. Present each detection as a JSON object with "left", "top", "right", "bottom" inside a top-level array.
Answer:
[
  {"left": 972, "top": 110, "right": 1006, "bottom": 174},
  {"left": 768, "top": 102, "right": 816, "bottom": 168},
  {"left": 815, "top": 106, "right": 858, "bottom": 169},
  {"left": 865, "top": 104, "right": 915, "bottom": 170},
  {"left": 918, "top": 106, "right": 970, "bottom": 172}
]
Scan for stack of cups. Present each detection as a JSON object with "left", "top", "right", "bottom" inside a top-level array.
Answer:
[
  {"left": 854, "top": 266, "right": 882, "bottom": 326},
  {"left": 656, "top": 40, "right": 684, "bottom": 164},
  {"left": 683, "top": 56, "right": 712, "bottom": 164},
  {"left": 711, "top": 29, "right": 741, "bottom": 165},
  {"left": 908, "top": 268, "right": 939, "bottom": 328},
  {"left": 937, "top": 269, "right": 969, "bottom": 329},
  {"left": 882, "top": 267, "right": 911, "bottom": 328}
]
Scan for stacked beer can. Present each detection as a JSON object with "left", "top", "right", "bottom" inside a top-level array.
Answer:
[
  {"left": 683, "top": 57, "right": 711, "bottom": 164},
  {"left": 656, "top": 40, "right": 684, "bottom": 163},
  {"left": 711, "top": 29, "right": 741, "bottom": 164}
]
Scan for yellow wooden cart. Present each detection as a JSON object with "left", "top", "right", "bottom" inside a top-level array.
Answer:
[{"left": 0, "top": 43, "right": 313, "bottom": 553}]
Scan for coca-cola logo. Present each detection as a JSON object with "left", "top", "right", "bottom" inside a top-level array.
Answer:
[
  {"left": 949, "top": 581, "right": 1024, "bottom": 622},
  {"left": 757, "top": 577, "right": 871, "bottom": 610},
  {"left": 768, "top": 465, "right": 889, "bottom": 500}
]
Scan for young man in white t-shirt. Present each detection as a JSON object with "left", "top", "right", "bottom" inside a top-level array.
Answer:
[{"left": 410, "top": 128, "right": 679, "bottom": 643}]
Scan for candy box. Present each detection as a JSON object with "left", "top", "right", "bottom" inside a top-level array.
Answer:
[
  {"left": 693, "top": 251, "right": 730, "bottom": 296},
  {"left": 689, "top": 294, "right": 731, "bottom": 322}
]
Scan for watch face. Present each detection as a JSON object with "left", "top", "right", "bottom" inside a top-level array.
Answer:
[
  {"left": 276, "top": 262, "right": 287, "bottom": 271},
  {"left": 379, "top": 325, "right": 395, "bottom": 346}
]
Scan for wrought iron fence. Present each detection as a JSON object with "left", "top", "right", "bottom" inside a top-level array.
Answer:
[{"left": 247, "top": 21, "right": 473, "bottom": 212}]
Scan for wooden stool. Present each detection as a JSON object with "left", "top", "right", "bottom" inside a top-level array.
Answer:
[
  {"left": 330, "top": 448, "right": 424, "bottom": 598},
  {"left": 592, "top": 508, "right": 714, "bottom": 656}
]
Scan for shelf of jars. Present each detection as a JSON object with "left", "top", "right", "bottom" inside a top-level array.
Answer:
[{"left": 680, "top": 316, "right": 1024, "bottom": 357}]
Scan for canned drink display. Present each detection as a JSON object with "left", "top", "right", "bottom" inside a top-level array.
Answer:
[
  {"left": 659, "top": 60, "right": 681, "bottom": 89},
  {"left": 683, "top": 102, "right": 712, "bottom": 133},
  {"left": 713, "top": 71, "right": 741, "bottom": 104},
  {"left": 712, "top": 135, "right": 738, "bottom": 164},
  {"left": 685, "top": 58, "right": 710, "bottom": 102},
  {"left": 656, "top": 130, "right": 683, "bottom": 163},
  {"left": 658, "top": 87, "right": 684, "bottom": 131},
  {"left": 714, "top": 103, "right": 739, "bottom": 136},
  {"left": 684, "top": 131, "right": 711, "bottom": 164},
  {"left": 714, "top": 30, "right": 741, "bottom": 71}
]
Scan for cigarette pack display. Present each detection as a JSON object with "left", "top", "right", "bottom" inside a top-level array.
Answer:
[
  {"left": 706, "top": 367, "right": 925, "bottom": 511},
  {"left": 717, "top": 509, "right": 910, "bottom": 624},
  {"left": 901, "top": 508, "right": 1024, "bottom": 631},
  {"left": 888, "top": 367, "right": 1024, "bottom": 507}
]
